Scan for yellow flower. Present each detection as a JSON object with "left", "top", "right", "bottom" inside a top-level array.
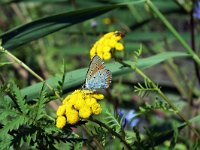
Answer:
[
  {"left": 65, "top": 107, "right": 74, "bottom": 115},
  {"left": 56, "top": 116, "right": 67, "bottom": 129},
  {"left": 96, "top": 52, "right": 103, "bottom": 59},
  {"left": 62, "top": 95, "right": 70, "bottom": 105},
  {"left": 79, "top": 106, "right": 92, "bottom": 119},
  {"left": 56, "top": 89, "right": 105, "bottom": 127},
  {"left": 113, "top": 35, "right": 122, "bottom": 41},
  {"left": 92, "top": 93, "right": 104, "bottom": 100},
  {"left": 103, "top": 52, "right": 111, "bottom": 60},
  {"left": 74, "top": 97, "right": 86, "bottom": 110},
  {"left": 66, "top": 109, "right": 79, "bottom": 125},
  {"left": 89, "top": 31, "right": 125, "bottom": 60},
  {"left": 91, "top": 103, "right": 102, "bottom": 115},
  {"left": 85, "top": 98, "right": 97, "bottom": 107},
  {"left": 103, "top": 46, "right": 111, "bottom": 53},
  {"left": 115, "top": 43, "right": 124, "bottom": 51},
  {"left": 56, "top": 105, "right": 66, "bottom": 116},
  {"left": 102, "top": 18, "right": 112, "bottom": 25},
  {"left": 107, "top": 39, "right": 117, "bottom": 48}
]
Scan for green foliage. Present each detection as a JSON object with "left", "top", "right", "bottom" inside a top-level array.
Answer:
[
  {"left": 0, "top": 82, "right": 84, "bottom": 149},
  {"left": 134, "top": 78, "right": 158, "bottom": 98},
  {"left": 0, "top": 0, "right": 199, "bottom": 149},
  {"left": 54, "top": 62, "right": 66, "bottom": 97},
  {"left": 0, "top": 5, "right": 121, "bottom": 50},
  {"left": 104, "top": 110, "right": 123, "bottom": 133},
  {"left": 0, "top": 62, "right": 13, "bottom": 67},
  {"left": 138, "top": 98, "right": 173, "bottom": 113}
]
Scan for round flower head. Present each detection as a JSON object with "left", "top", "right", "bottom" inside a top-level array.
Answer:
[
  {"left": 66, "top": 109, "right": 79, "bottom": 125},
  {"left": 91, "top": 103, "right": 102, "bottom": 115},
  {"left": 56, "top": 116, "right": 67, "bottom": 129},
  {"left": 79, "top": 106, "right": 92, "bottom": 119},
  {"left": 56, "top": 105, "right": 66, "bottom": 116}
]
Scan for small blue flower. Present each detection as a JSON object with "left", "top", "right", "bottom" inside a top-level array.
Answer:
[
  {"left": 118, "top": 109, "right": 139, "bottom": 128},
  {"left": 90, "top": 20, "right": 98, "bottom": 28},
  {"left": 194, "top": 0, "right": 200, "bottom": 20}
]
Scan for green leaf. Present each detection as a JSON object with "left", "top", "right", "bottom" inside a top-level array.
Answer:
[
  {"left": 0, "top": 5, "right": 121, "bottom": 50},
  {"left": 136, "top": 51, "right": 190, "bottom": 69},
  {"left": 0, "top": 0, "right": 150, "bottom": 50},
  {"left": 19, "top": 51, "right": 189, "bottom": 100},
  {"left": 11, "top": 83, "right": 29, "bottom": 114},
  {"left": 0, "top": 115, "right": 28, "bottom": 136},
  {"left": 104, "top": 110, "right": 121, "bottom": 132},
  {"left": 0, "top": 108, "right": 18, "bottom": 121},
  {"left": 0, "top": 136, "right": 13, "bottom": 150},
  {"left": 0, "top": 62, "right": 13, "bottom": 67},
  {"left": 30, "top": 84, "right": 48, "bottom": 122}
]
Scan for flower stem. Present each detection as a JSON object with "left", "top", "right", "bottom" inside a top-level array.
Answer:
[
  {"left": 82, "top": 125, "right": 104, "bottom": 150},
  {"left": 134, "top": 67, "right": 200, "bottom": 139},
  {"left": 89, "top": 117, "right": 132, "bottom": 150},
  {"left": 146, "top": 0, "right": 200, "bottom": 65},
  {"left": 0, "top": 45, "right": 62, "bottom": 101}
]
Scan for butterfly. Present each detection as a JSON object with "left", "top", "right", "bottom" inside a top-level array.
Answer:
[{"left": 83, "top": 55, "right": 112, "bottom": 91}]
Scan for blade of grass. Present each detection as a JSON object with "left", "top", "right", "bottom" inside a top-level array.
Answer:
[
  {"left": 146, "top": 0, "right": 200, "bottom": 65},
  {"left": 0, "top": 0, "right": 148, "bottom": 50},
  {"left": 0, "top": 5, "right": 120, "bottom": 50}
]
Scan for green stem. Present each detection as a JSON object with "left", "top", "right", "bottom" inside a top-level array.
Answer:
[
  {"left": 82, "top": 125, "right": 104, "bottom": 150},
  {"left": 89, "top": 118, "right": 132, "bottom": 150},
  {"left": 146, "top": 0, "right": 200, "bottom": 65},
  {"left": 0, "top": 46, "right": 62, "bottom": 101},
  {"left": 134, "top": 67, "right": 200, "bottom": 139}
]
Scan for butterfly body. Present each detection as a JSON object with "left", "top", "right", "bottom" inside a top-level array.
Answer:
[{"left": 84, "top": 55, "right": 112, "bottom": 91}]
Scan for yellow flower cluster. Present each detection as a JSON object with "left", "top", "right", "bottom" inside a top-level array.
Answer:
[
  {"left": 56, "top": 90, "right": 104, "bottom": 128},
  {"left": 90, "top": 31, "right": 125, "bottom": 60}
]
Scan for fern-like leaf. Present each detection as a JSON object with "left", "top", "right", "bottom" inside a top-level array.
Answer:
[
  {"left": 11, "top": 83, "right": 29, "bottom": 114},
  {"left": 0, "top": 115, "right": 28, "bottom": 137},
  {"left": 132, "top": 44, "right": 143, "bottom": 67},
  {"left": 54, "top": 62, "right": 66, "bottom": 97},
  {"left": 0, "top": 135, "right": 13, "bottom": 150},
  {"left": 28, "top": 84, "right": 48, "bottom": 124},
  {"left": 105, "top": 110, "right": 121, "bottom": 133},
  {"left": 0, "top": 107, "right": 18, "bottom": 121},
  {"left": 34, "top": 84, "right": 48, "bottom": 121},
  {"left": 139, "top": 99, "right": 172, "bottom": 113},
  {"left": 0, "top": 88, "right": 11, "bottom": 109},
  {"left": 134, "top": 78, "right": 158, "bottom": 98}
]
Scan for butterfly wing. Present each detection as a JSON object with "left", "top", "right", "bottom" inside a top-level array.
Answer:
[
  {"left": 86, "top": 55, "right": 105, "bottom": 79},
  {"left": 85, "top": 55, "right": 112, "bottom": 90},
  {"left": 97, "top": 69, "right": 112, "bottom": 89},
  {"left": 86, "top": 69, "right": 112, "bottom": 90}
]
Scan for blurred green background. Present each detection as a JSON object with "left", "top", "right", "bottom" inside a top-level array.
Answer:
[{"left": 0, "top": 0, "right": 200, "bottom": 149}]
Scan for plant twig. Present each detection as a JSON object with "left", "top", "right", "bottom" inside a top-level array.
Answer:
[
  {"left": 135, "top": 66, "right": 200, "bottom": 139},
  {"left": 146, "top": 0, "right": 200, "bottom": 65},
  {"left": 190, "top": 7, "right": 200, "bottom": 98},
  {"left": 0, "top": 45, "right": 62, "bottom": 101},
  {"left": 89, "top": 117, "right": 132, "bottom": 150},
  {"left": 117, "top": 58, "right": 200, "bottom": 139},
  {"left": 81, "top": 125, "right": 104, "bottom": 150}
]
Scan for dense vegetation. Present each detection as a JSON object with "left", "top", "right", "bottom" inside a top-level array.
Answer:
[{"left": 0, "top": 0, "right": 199, "bottom": 149}]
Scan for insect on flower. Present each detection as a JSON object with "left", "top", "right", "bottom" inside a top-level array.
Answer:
[{"left": 83, "top": 55, "right": 112, "bottom": 91}]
